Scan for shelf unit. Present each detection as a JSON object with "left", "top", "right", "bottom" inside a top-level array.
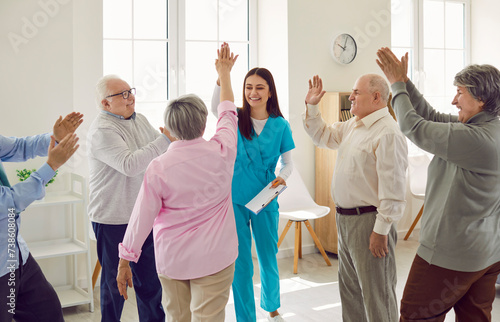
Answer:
[
  {"left": 26, "top": 173, "right": 94, "bottom": 311},
  {"left": 314, "top": 92, "right": 352, "bottom": 254}
]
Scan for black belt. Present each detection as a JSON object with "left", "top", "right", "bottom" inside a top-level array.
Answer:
[{"left": 335, "top": 205, "right": 377, "bottom": 215}]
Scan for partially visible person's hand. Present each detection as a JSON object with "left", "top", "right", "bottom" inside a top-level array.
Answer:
[
  {"left": 215, "top": 42, "right": 238, "bottom": 81},
  {"left": 305, "top": 75, "right": 326, "bottom": 106},
  {"left": 53, "top": 112, "right": 84, "bottom": 143},
  {"left": 270, "top": 176, "right": 286, "bottom": 188},
  {"left": 117, "top": 259, "right": 133, "bottom": 300},
  {"left": 369, "top": 231, "right": 389, "bottom": 258},
  {"left": 376, "top": 47, "right": 409, "bottom": 85},
  {"left": 160, "top": 127, "right": 177, "bottom": 142},
  {"left": 47, "top": 134, "right": 79, "bottom": 171}
]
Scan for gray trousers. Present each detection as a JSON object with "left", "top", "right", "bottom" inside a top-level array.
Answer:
[{"left": 337, "top": 211, "right": 398, "bottom": 322}]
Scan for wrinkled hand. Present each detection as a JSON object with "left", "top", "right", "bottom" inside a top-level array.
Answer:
[
  {"left": 47, "top": 134, "right": 79, "bottom": 171},
  {"left": 53, "top": 112, "right": 83, "bottom": 143},
  {"left": 117, "top": 260, "right": 133, "bottom": 300},
  {"left": 305, "top": 75, "right": 326, "bottom": 106},
  {"left": 160, "top": 127, "right": 177, "bottom": 142},
  {"left": 215, "top": 42, "right": 238, "bottom": 84},
  {"left": 369, "top": 231, "right": 389, "bottom": 258},
  {"left": 376, "top": 47, "right": 409, "bottom": 85},
  {"left": 270, "top": 176, "right": 286, "bottom": 188}
]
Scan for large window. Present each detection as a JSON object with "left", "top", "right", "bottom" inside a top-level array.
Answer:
[
  {"left": 103, "top": 0, "right": 256, "bottom": 137},
  {"left": 392, "top": 0, "right": 470, "bottom": 115}
]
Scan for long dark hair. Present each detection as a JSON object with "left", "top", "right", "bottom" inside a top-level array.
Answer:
[{"left": 238, "top": 67, "right": 284, "bottom": 140}]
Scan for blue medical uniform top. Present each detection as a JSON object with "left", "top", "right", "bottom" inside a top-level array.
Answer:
[{"left": 232, "top": 115, "right": 295, "bottom": 211}]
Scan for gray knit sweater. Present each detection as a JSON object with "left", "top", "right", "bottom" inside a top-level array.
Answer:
[
  {"left": 392, "top": 80, "right": 500, "bottom": 272},
  {"left": 87, "top": 112, "right": 170, "bottom": 224}
]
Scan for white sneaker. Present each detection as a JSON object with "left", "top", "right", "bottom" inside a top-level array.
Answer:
[{"left": 267, "top": 315, "right": 285, "bottom": 322}]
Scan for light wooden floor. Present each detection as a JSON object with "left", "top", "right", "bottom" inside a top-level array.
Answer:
[{"left": 63, "top": 236, "right": 500, "bottom": 321}]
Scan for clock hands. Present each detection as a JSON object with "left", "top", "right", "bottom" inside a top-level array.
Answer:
[{"left": 337, "top": 43, "right": 345, "bottom": 50}]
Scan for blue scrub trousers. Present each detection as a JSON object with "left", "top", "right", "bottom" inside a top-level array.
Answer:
[
  {"left": 92, "top": 222, "right": 165, "bottom": 322},
  {"left": 232, "top": 204, "right": 281, "bottom": 322}
]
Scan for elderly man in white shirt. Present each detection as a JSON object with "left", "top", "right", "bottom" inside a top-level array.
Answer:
[{"left": 303, "top": 74, "right": 408, "bottom": 322}]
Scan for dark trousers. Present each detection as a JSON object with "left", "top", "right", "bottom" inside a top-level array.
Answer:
[
  {"left": 0, "top": 253, "right": 63, "bottom": 322},
  {"left": 92, "top": 222, "right": 165, "bottom": 322},
  {"left": 400, "top": 255, "right": 500, "bottom": 321}
]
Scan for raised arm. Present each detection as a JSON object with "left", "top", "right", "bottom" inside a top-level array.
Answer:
[{"left": 215, "top": 42, "right": 238, "bottom": 103}]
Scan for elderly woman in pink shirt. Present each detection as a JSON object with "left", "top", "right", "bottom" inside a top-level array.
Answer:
[{"left": 116, "top": 43, "right": 239, "bottom": 322}]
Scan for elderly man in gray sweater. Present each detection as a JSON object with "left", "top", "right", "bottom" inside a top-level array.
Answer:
[{"left": 87, "top": 75, "right": 173, "bottom": 322}]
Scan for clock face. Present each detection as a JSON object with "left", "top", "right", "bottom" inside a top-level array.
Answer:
[{"left": 332, "top": 33, "right": 357, "bottom": 64}]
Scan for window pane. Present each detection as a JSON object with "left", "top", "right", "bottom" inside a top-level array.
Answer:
[
  {"left": 220, "top": 0, "right": 248, "bottom": 41},
  {"left": 426, "top": 96, "right": 451, "bottom": 114},
  {"left": 103, "top": 0, "right": 132, "bottom": 38},
  {"left": 134, "top": 41, "right": 168, "bottom": 102},
  {"left": 103, "top": 40, "right": 133, "bottom": 81},
  {"left": 186, "top": 0, "right": 217, "bottom": 40},
  {"left": 185, "top": 42, "right": 248, "bottom": 103},
  {"left": 392, "top": 47, "right": 414, "bottom": 81},
  {"left": 391, "top": 0, "right": 412, "bottom": 47},
  {"left": 134, "top": 0, "right": 167, "bottom": 39},
  {"left": 204, "top": 99, "right": 218, "bottom": 140},
  {"left": 423, "top": 49, "right": 445, "bottom": 96},
  {"left": 423, "top": 0, "right": 444, "bottom": 48},
  {"left": 228, "top": 42, "right": 248, "bottom": 108},
  {"left": 135, "top": 102, "right": 167, "bottom": 131},
  {"left": 445, "top": 2, "right": 464, "bottom": 49},
  {"left": 445, "top": 49, "right": 464, "bottom": 96}
]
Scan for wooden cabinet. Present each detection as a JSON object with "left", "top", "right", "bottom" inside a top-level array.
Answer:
[
  {"left": 25, "top": 173, "right": 94, "bottom": 312},
  {"left": 314, "top": 92, "right": 352, "bottom": 254}
]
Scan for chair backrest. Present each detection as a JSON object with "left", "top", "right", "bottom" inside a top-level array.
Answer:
[
  {"left": 408, "top": 153, "right": 431, "bottom": 197},
  {"left": 277, "top": 166, "right": 324, "bottom": 212}
]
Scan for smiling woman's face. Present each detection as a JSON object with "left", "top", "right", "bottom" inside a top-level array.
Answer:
[
  {"left": 244, "top": 74, "right": 271, "bottom": 109},
  {"left": 452, "top": 86, "right": 484, "bottom": 123}
]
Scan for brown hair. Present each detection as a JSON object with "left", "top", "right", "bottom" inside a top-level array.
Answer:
[{"left": 238, "top": 68, "right": 284, "bottom": 140}]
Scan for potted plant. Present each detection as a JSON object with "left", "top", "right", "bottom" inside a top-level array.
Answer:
[{"left": 16, "top": 168, "right": 58, "bottom": 187}]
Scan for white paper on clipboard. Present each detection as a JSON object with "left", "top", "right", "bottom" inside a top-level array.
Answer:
[{"left": 245, "top": 182, "right": 287, "bottom": 215}]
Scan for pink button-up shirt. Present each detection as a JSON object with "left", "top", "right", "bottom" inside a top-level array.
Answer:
[{"left": 119, "top": 101, "right": 238, "bottom": 280}]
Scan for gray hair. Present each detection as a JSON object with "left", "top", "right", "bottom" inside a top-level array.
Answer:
[
  {"left": 95, "top": 74, "right": 122, "bottom": 109},
  {"left": 164, "top": 94, "right": 208, "bottom": 140},
  {"left": 366, "top": 74, "right": 390, "bottom": 103},
  {"left": 454, "top": 64, "right": 500, "bottom": 116}
]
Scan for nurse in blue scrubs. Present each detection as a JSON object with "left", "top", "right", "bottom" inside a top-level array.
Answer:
[{"left": 212, "top": 66, "right": 295, "bottom": 322}]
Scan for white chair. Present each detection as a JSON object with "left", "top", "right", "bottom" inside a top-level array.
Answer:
[
  {"left": 404, "top": 153, "right": 431, "bottom": 240},
  {"left": 277, "top": 166, "right": 332, "bottom": 274}
]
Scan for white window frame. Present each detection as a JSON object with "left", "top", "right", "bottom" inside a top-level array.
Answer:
[
  {"left": 103, "top": 0, "right": 257, "bottom": 107},
  {"left": 392, "top": 0, "right": 471, "bottom": 94}
]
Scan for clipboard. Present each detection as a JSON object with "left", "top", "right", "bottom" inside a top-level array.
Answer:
[{"left": 245, "top": 182, "right": 287, "bottom": 215}]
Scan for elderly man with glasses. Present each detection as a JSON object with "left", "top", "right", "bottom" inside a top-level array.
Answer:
[{"left": 87, "top": 75, "right": 174, "bottom": 322}]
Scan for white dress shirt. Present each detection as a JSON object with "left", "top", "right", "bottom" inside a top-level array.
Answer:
[{"left": 303, "top": 104, "right": 408, "bottom": 235}]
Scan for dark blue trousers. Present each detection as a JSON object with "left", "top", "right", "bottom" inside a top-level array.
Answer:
[
  {"left": 0, "top": 253, "right": 64, "bottom": 322},
  {"left": 92, "top": 222, "right": 165, "bottom": 322}
]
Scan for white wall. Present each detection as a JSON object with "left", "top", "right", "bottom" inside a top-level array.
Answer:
[
  {"left": 471, "top": 0, "right": 500, "bottom": 66},
  {"left": 1, "top": 0, "right": 102, "bottom": 287},
  {"left": 286, "top": 0, "right": 392, "bottom": 194}
]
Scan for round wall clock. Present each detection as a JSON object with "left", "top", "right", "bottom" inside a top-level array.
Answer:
[{"left": 331, "top": 33, "right": 357, "bottom": 64}]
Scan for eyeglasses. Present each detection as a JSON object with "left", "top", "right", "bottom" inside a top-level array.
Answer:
[{"left": 106, "top": 88, "right": 136, "bottom": 99}]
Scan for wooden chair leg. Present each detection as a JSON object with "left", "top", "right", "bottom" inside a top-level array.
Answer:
[
  {"left": 298, "top": 222, "right": 302, "bottom": 259},
  {"left": 294, "top": 222, "right": 300, "bottom": 274},
  {"left": 404, "top": 204, "right": 424, "bottom": 240},
  {"left": 92, "top": 260, "right": 101, "bottom": 290},
  {"left": 278, "top": 220, "right": 293, "bottom": 247},
  {"left": 304, "top": 220, "right": 332, "bottom": 266}
]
